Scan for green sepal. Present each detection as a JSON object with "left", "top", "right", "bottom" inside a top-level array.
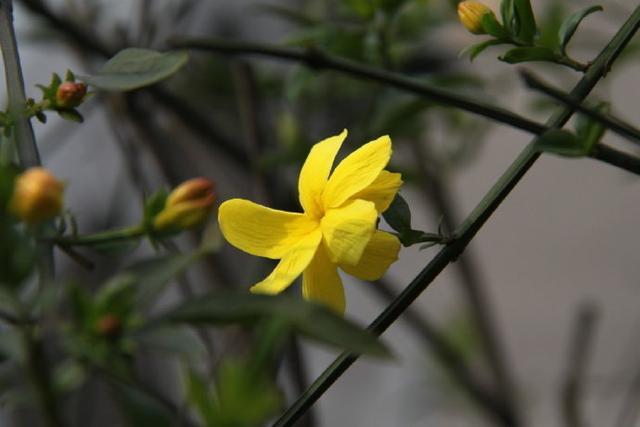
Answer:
[{"left": 481, "top": 13, "right": 509, "bottom": 39}]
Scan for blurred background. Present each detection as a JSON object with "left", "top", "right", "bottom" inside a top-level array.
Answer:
[{"left": 5, "top": 0, "right": 640, "bottom": 425}]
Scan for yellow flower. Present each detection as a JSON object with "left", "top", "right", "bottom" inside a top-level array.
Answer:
[
  {"left": 9, "top": 167, "right": 64, "bottom": 223},
  {"left": 457, "top": 1, "right": 493, "bottom": 35},
  {"left": 154, "top": 178, "right": 215, "bottom": 231},
  {"left": 218, "top": 130, "right": 403, "bottom": 314}
]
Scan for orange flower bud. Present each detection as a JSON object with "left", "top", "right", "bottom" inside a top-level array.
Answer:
[
  {"left": 56, "top": 82, "right": 87, "bottom": 109},
  {"left": 95, "top": 314, "right": 122, "bottom": 338},
  {"left": 9, "top": 167, "right": 64, "bottom": 223},
  {"left": 458, "top": 1, "right": 494, "bottom": 35},
  {"left": 153, "top": 178, "right": 215, "bottom": 231}
]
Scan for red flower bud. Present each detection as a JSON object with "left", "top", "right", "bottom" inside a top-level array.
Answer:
[{"left": 56, "top": 82, "right": 87, "bottom": 109}]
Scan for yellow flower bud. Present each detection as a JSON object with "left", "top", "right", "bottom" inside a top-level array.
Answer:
[
  {"left": 9, "top": 167, "right": 64, "bottom": 223},
  {"left": 153, "top": 178, "right": 215, "bottom": 231},
  {"left": 458, "top": 1, "right": 494, "bottom": 35},
  {"left": 56, "top": 82, "right": 87, "bottom": 109}
]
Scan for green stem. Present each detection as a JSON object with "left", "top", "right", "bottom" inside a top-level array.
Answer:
[
  {"left": 0, "top": 0, "right": 38, "bottom": 165},
  {"left": 522, "top": 70, "right": 640, "bottom": 147},
  {"left": 170, "top": 37, "right": 640, "bottom": 176},
  {"left": 53, "top": 225, "right": 146, "bottom": 247},
  {"left": 22, "top": 329, "right": 64, "bottom": 427},
  {"left": 272, "top": 6, "right": 640, "bottom": 427}
]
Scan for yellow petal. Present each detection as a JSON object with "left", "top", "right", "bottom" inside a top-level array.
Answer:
[
  {"left": 218, "top": 199, "right": 318, "bottom": 259},
  {"left": 251, "top": 229, "right": 322, "bottom": 295},
  {"left": 322, "top": 135, "right": 392, "bottom": 210},
  {"left": 298, "top": 130, "right": 347, "bottom": 219},
  {"left": 302, "top": 244, "right": 345, "bottom": 315},
  {"left": 320, "top": 199, "right": 377, "bottom": 266},
  {"left": 340, "top": 231, "right": 401, "bottom": 281},
  {"left": 350, "top": 171, "right": 402, "bottom": 213}
]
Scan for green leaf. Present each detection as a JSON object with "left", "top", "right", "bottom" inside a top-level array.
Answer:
[
  {"left": 500, "top": 0, "right": 517, "bottom": 37},
  {"left": 574, "top": 102, "right": 609, "bottom": 152},
  {"left": 80, "top": 48, "right": 189, "bottom": 92},
  {"left": 500, "top": 46, "right": 557, "bottom": 64},
  {"left": 135, "top": 326, "right": 207, "bottom": 358},
  {"left": 160, "top": 293, "right": 391, "bottom": 358},
  {"left": 185, "top": 368, "right": 216, "bottom": 426},
  {"left": 459, "top": 39, "right": 506, "bottom": 61},
  {"left": 211, "top": 359, "right": 283, "bottom": 427},
  {"left": 91, "top": 238, "right": 141, "bottom": 257},
  {"left": 513, "top": 0, "right": 537, "bottom": 44},
  {"left": 558, "top": 5, "right": 603, "bottom": 54},
  {"left": 535, "top": 129, "right": 588, "bottom": 157},
  {"left": 128, "top": 251, "right": 205, "bottom": 307},
  {"left": 57, "top": 109, "right": 83, "bottom": 123},
  {"left": 481, "top": 13, "right": 509, "bottom": 39},
  {"left": 382, "top": 193, "right": 412, "bottom": 234}
]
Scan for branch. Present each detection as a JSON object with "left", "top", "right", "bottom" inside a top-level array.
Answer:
[
  {"left": 561, "top": 304, "right": 598, "bottom": 427},
  {"left": 170, "top": 37, "right": 640, "bottom": 176},
  {"left": 271, "top": 6, "right": 640, "bottom": 427},
  {"left": 522, "top": 70, "right": 640, "bottom": 147}
]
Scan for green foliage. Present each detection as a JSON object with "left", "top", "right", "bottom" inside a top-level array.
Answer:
[
  {"left": 160, "top": 292, "right": 391, "bottom": 357},
  {"left": 383, "top": 194, "right": 446, "bottom": 247},
  {"left": 80, "top": 49, "right": 190, "bottom": 91},
  {"left": 500, "top": 46, "right": 557, "bottom": 64},
  {"left": 535, "top": 129, "right": 588, "bottom": 157}
]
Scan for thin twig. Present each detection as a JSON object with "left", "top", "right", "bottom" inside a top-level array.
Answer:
[
  {"left": 561, "top": 304, "right": 599, "bottom": 427},
  {"left": 271, "top": 7, "right": 640, "bottom": 426}
]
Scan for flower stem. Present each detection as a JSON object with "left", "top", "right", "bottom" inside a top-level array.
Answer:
[
  {"left": 52, "top": 225, "right": 146, "bottom": 247},
  {"left": 271, "top": 6, "right": 640, "bottom": 427}
]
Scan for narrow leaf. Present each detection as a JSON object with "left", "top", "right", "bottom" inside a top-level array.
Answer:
[
  {"left": 513, "top": 0, "right": 537, "bottom": 44},
  {"left": 535, "top": 129, "right": 588, "bottom": 157},
  {"left": 500, "top": 46, "right": 557, "bottom": 64},
  {"left": 574, "top": 102, "right": 609, "bottom": 152},
  {"left": 80, "top": 49, "right": 189, "bottom": 91},
  {"left": 558, "top": 5, "right": 603, "bottom": 53},
  {"left": 459, "top": 39, "right": 506, "bottom": 61},
  {"left": 159, "top": 293, "right": 391, "bottom": 358}
]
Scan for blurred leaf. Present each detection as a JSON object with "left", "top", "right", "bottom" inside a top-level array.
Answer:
[
  {"left": 53, "top": 360, "right": 86, "bottom": 394},
  {"left": 134, "top": 326, "right": 207, "bottom": 358},
  {"left": 500, "top": 0, "right": 517, "bottom": 37},
  {"left": 57, "top": 109, "right": 83, "bottom": 123},
  {"left": 127, "top": 251, "right": 205, "bottom": 307},
  {"left": 341, "top": 0, "right": 376, "bottom": 19},
  {"left": 160, "top": 293, "right": 391, "bottom": 358},
  {"left": 111, "top": 380, "right": 175, "bottom": 427},
  {"left": 185, "top": 368, "right": 216, "bottom": 426},
  {"left": 513, "top": 0, "right": 537, "bottom": 44},
  {"left": 459, "top": 39, "right": 505, "bottom": 61},
  {"left": 80, "top": 49, "right": 189, "bottom": 91},
  {"left": 574, "top": 102, "right": 609, "bottom": 153},
  {"left": 90, "top": 238, "right": 141, "bottom": 256},
  {"left": 500, "top": 46, "right": 557, "bottom": 64},
  {"left": 211, "top": 360, "right": 283, "bottom": 427},
  {"left": 382, "top": 193, "right": 412, "bottom": 234},
  {"left": 535, "top": 129, "right": 588, "bottom": 157},
  {"left": 558, "top": 5, "right": 603, "bottom": 54}
]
